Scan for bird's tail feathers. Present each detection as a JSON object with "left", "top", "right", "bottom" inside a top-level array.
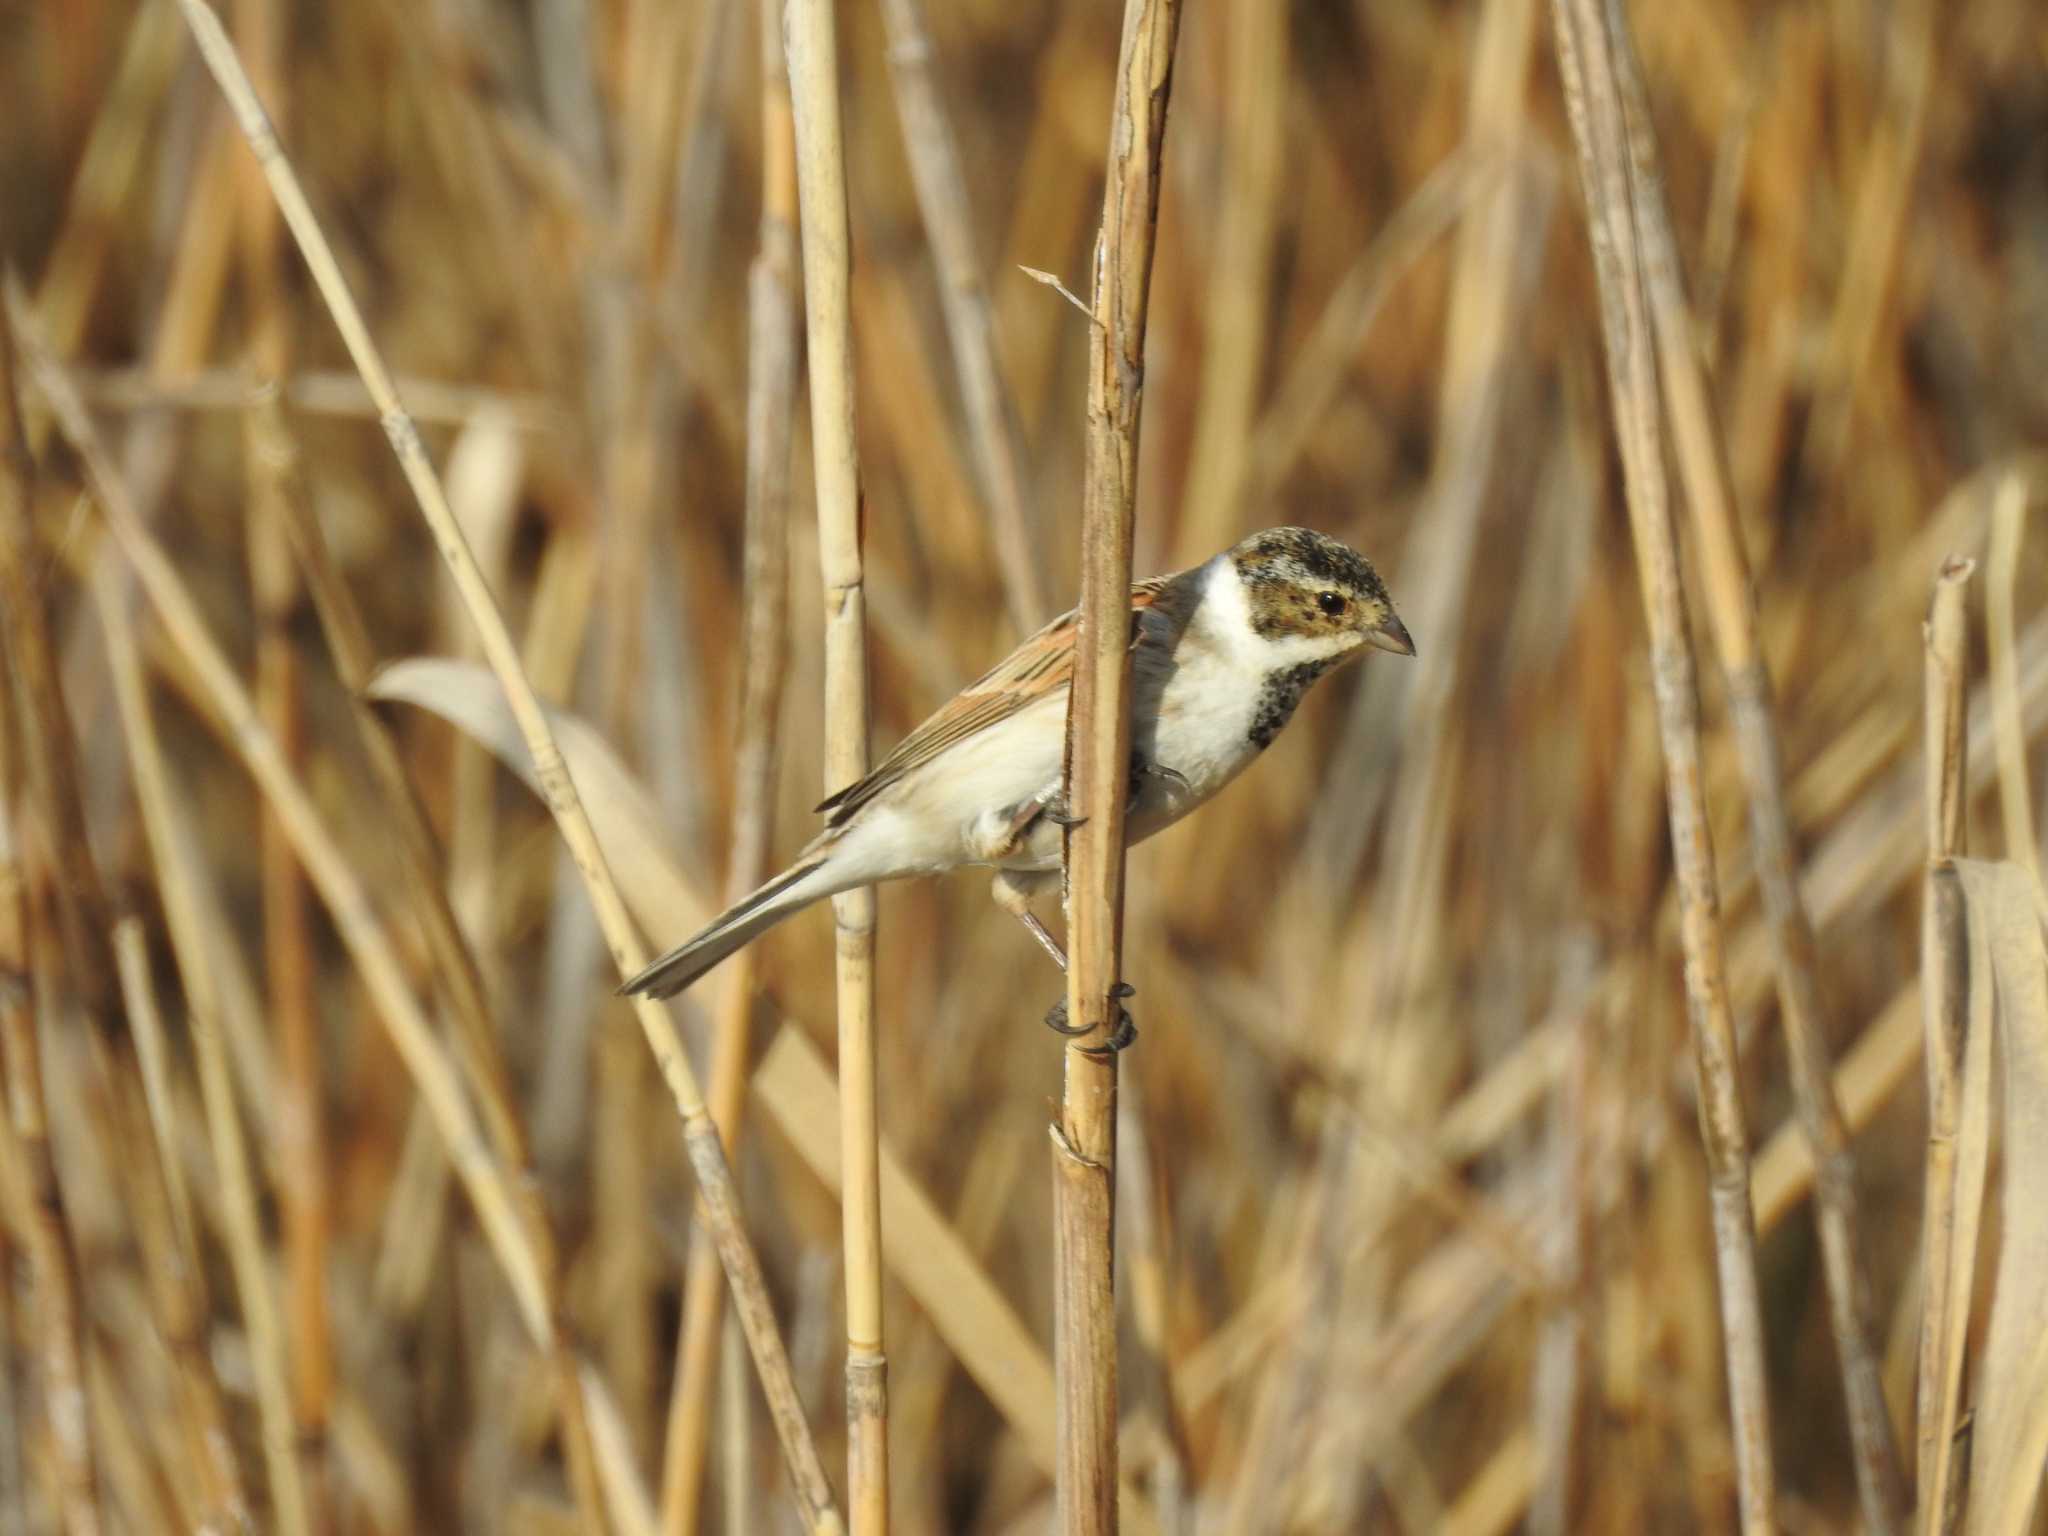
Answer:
[{"left": 619, "top": 857, "right": 829, "bottom": 999}]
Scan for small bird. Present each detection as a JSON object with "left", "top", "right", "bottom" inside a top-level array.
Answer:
[{"left": 621, "top": 527, "right": 1412, "bottom": 1004}]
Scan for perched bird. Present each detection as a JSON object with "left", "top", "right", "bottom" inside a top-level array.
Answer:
[{"left": 621, "top": 526, "right": 1412, "bottom": 1004}]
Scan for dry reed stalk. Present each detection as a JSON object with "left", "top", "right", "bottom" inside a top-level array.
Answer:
[
  {"left": 657, "top": 0, "right": 801, "bottom": 1525},
  {"left": 878, "top": 0, "right": 1048, "bottom": 633},
  {"left": 1549, "top": 0, "right": 1777, "bottom": 1529},
  {"left": 1916, "top": 557, "right": 1971, "bottom": 1535},
  {"left": 108, "top": 922, "right": 198, "bottom": 1284},
  {"left": 718, "top": 1313, "right": 751, "bottom": 1536},
  {"left": 157, "top": 4, "right": 842, "bottom": 1526},
  {"left": 1111, "top": 1067, "right": 1188, "bottom": 1529},
  {"left": 105, "top": 923, "right": 255, "bottom": 1535},
  {"left": 1598, "top": 4, "right": 1906, "bottom": 1525},
  {"left": 1528, "top": 997, "right": 1596, "bottom": 1536},
  {"left": 1058, "top": 0, "right": 1184, "bottom": 1529},
  {"left": 748, "top": 1029, "right": 1158, "bottom": 1530},
  {"left": 784, "top": 0, "right": 887, "bottom": 1523}
]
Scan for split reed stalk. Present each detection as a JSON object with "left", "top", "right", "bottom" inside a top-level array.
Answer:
[
  {"left": 1548, "top": 0, "right": 1777, "bottom": 1529},
  {"left": 159, "top": 3, "right": 842, "bottom": 1526},
  {"left": 784, "top": 0, "right": 887, "bottom": 1525},
  {"left": 1916, "top": 557, "right": 1971, "bottom": 1535},
  {"left": 658, "top": 0, "right": 801, "bottom": 1522},
  {"left": 1059, "top": 0, "right": 1183, "bottom": 1530},
  {"left": 1597, "top": 3, "right": 1904, "bottom": 1526}
]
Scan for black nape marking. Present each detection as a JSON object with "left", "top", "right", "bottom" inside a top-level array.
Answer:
[{"left": 1248, "top": 659, "right": 1333, "bottom": 750}]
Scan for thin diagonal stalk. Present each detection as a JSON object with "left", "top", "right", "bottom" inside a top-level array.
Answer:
[
  {"left": 658, "top": 0, "right": 801, "bottom": 1524},
  {"left": 1597, "top": 3, "right": 1905, "bottom": 1527},
  {"left": 877, "top": 0, "right": 1048, "bottom": 634},
  {"left": 1547, "top": 1, "right": 1777, "bottom": 1530},
  {"left": 784, "top": 0, "right": 886, "bottom": 1526},
  {"left": 1059, "top": 0, "right": 1184, "bottom": 1531},
  {"left": 159, "top": 4, "right": 841, "bottom": 1526}
]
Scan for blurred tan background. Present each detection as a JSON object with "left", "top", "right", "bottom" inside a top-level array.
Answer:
[{"left": 2, "top": 0, "right": 2047, "bottom": 1531}]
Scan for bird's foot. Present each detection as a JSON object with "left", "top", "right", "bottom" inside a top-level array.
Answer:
[
  {"left": 1039, "top": 797, "right": 1087, "bottom": 830},
  {"left": 1043, "top": 982, "right": 1137, "bottom": 1051},
  {"left": 1126, "top": 755, "right": 1189, "bottom": 814}
]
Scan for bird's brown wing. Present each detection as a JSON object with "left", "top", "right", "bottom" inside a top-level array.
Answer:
[{"left": 815, "top": 576, "right": 1177, "bottom": 829}]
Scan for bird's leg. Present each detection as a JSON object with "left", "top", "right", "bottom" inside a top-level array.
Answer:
[
  {"left": 991, "top": 868, "right": 1067, "bottom": 970},
  {"left": 991, "top": 870, "right": 1135, "bottom": 1047}
]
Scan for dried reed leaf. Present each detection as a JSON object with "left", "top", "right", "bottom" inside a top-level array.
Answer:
[
  {"left": 366, "top": 656, "right": 707, "bottom": 934},
  {"left": 1942, "top": 858, "right": 2048, "bottom": 1536}
]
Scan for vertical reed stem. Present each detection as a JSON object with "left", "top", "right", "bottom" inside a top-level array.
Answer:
[
  {"left": 1059, "top": 1, "right": 1183, "bottom": 1531},
  {"left": 1916, "top": 557, "right": 1972, "bottom": 1535},
  {"left": 1548, "top": 0, "right": 1777, "bottom": 1528},
  {"left": 784, "top": 0, "right": 888, "bottom": 1524},
  {"left": 658, "top": 0, "right": 801, "bottom": 1523}
]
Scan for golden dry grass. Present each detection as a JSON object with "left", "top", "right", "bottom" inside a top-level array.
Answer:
[{"left": 1, "top": 0, "right": 2046, "bottom": 1532}]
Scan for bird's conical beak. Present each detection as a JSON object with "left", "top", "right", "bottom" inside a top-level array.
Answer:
[{"left": 1369, "top": 611, "right": 1415, "bottom": 657}]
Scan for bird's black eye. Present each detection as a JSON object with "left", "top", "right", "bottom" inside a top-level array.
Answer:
[{"left": 1317, "top": 591, "right": 1347, "bottom": 617}]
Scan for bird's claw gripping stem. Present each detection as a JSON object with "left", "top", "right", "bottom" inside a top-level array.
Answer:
[{"left": 1043, "top": 982, "right": 1137, "bottom": 1051}]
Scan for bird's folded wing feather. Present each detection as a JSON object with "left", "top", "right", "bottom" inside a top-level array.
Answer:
[{"left": 816, "top": 575, "right": 1176, "bottom": 827}]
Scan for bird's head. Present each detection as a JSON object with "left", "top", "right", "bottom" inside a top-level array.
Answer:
[{"left": 1227, "top": 527, "right": 1413, "bottom": 664}]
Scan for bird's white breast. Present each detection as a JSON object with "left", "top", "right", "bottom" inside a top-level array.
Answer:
[{"left": 831, "top": 556, "right": 1332, "bottom": 883}]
